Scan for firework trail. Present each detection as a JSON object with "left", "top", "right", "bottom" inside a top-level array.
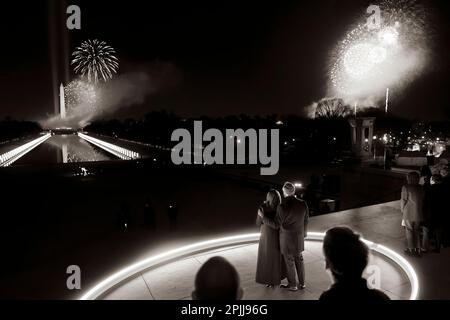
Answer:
[
  {"left": 385, "top": 87, "right": 389, "bottom": 114},
  {"left": 329, "top": 0, "right": 430, "bottom": 103},
  {"left": 71, "top": 39, "right": 119, "bottom": 83}
]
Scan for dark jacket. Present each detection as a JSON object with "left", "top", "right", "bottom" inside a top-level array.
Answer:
[
  {"left": 424, "top": 183, "right": 446, "bottom": 228},
  {"left": 262, "top": 196, "right": 309, "bottom": 254},
  {"left": 439, "top": 177, "right": 450, "bottom": 246},
  {"left": 319, "top": 278, "right": 390, "bottom": 301}
]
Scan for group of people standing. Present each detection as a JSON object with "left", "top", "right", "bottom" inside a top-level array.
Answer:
[
  {"left": 254, "top": 181, "right": 389, "bottom": 300},
  {"left": 255, "top": 182, "right": 308, "bottom": 291},
  {"left": 193, "top": 164, "right": 450, "bottom": 300},
  {"left": 193, "top": 226, "right": 389, "bottom": 301},
  {"left": 401, "top": 165, "right": 450, "bottom": 256}
]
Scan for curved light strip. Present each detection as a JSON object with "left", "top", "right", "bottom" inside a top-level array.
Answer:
[{"left": 80, "top": 232, "right": 419, "bottom": 300}]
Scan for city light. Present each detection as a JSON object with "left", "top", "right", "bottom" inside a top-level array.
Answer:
[{"left": 0, "top": 0, "right": 446, "bottom": 304}]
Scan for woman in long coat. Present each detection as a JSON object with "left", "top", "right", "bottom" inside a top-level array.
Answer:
[
  {"left": 255, "top": 189, "right": 286, "bottom": 287},
  {"left": 401, "top": 172, "right": 425, "bottom": 256}
]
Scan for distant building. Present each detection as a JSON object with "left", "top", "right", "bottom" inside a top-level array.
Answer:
[{"left": 348, "top": 117, "right": 375, "bottom": 159}]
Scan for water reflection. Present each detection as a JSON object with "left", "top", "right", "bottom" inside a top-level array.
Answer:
[{"left": 14, "top": 135, "right": 113, "bottom": 165}]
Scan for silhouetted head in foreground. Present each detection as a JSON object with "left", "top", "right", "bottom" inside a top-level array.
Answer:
[
  {"left": 192, "top": 256, "right": 243, "bottom": 300},
  {"left": 323, "top": 227, "right": 368, "bottom": 281},
  {"left": 320, "top": 227, "right": 390, "bottom": 301}
]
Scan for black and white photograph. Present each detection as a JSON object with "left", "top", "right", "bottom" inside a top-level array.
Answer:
[{"left": 0, "top": 0, "right": 449, "bottom": 312}]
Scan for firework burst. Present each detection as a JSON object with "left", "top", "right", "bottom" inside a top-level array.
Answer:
[
  {"left": 71, "top": 40, "right": 119, "bottom": 83},
  {"left": 65, "top": 79, "right": 100, "bottom": 115},
  {"left": 329, "top": 0, "right": 430, "bottom": 100}
]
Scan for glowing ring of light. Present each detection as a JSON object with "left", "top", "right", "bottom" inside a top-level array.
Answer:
[{"left": 80, "top": 232, "right": 419, "bottom": 300}]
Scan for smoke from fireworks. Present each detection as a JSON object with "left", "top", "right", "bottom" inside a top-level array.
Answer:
[
  {"left": 64, "top": 79, "right": 100, "bottom": 126},
  {"left": 41, "top": 61, "right": 182, "bottom": 129},
  {"left": 329, "top": 0, "right": 430, "bottom": 107},
  {"left": 65, "top": 80, "right": 99, "bottom": 113},
  {"left": 71, "top": 39, "right": 119, "bottom": 83},
  {"left": 40, "top": 79, "right": 103, "bottom": 128}
]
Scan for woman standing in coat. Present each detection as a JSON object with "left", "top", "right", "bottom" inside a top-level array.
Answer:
[
  {"left": 255, "top": 189, "right": 286, "bottom": 287},
  {"left": 401, "top": 172, "right": 425, "bottom": 257}
]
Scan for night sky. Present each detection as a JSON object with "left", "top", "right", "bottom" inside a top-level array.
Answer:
[{"left": 0, "top": 0, "right": 449, "bottom": 121}]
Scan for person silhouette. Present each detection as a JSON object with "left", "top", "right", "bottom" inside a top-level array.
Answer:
[
  {"left": 401, "top": 172, "right": 425, "bottom": 256},
  {"left": 168, "top": 202, "right": 178, "bottom": 231},
  {"left": 117, "top": 202, "right": 131, "bottom": 232},
  {"left": 255, "top": 189, "right": 286, "bottom": 287},
  {"left": 259, "top": 182, "right": 309, "bottom": 291},
  {"left": 320, "top": 227, "right": 390, "bottom": 301},
  {"left": 192, "top": 257, "right": 243, "bottom": 300},
  {"left": 143, "top": 197, "right": 156, "bottom": 230}
]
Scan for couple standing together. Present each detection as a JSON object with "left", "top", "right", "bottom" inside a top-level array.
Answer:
[{"left": 256, "top": 182, "right": 309, "bottom": 291}]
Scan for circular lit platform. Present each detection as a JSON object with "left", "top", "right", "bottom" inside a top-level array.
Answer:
[{"left": 80, "top": 232, "right": 418, "bottom": 300}]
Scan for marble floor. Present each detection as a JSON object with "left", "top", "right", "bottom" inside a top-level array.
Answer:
[
  {"left": 101, "top": 239, "right": 411, "bottom": 300},
  {"left": 93, "top": 200, "right": 450, "bottom": 300}
]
